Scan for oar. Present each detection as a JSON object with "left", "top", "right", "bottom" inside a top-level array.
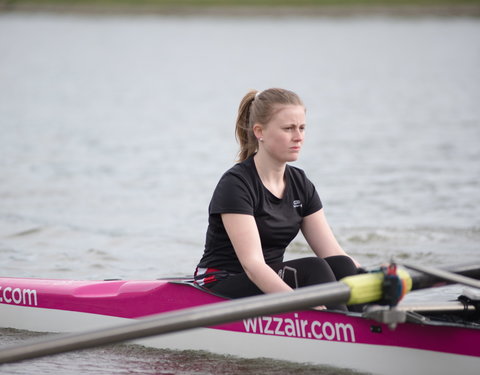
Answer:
[{"left": 404, "top": 262, "right": 480, "bottom": 290}]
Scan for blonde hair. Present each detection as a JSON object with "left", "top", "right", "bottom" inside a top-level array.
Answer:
[{"left": 235, "top": 88, "right": 304, "bottom": 162}]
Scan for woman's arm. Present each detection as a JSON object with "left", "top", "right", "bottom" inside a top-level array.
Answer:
[
  {"left": 301, "top": 209, "right": 361, "bottom": 267},
  {"left": 221, "top": 213, "right": 293, "bottom": 294}
]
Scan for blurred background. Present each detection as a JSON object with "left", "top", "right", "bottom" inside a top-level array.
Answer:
[{"left": 1, "top": 1, "right": 479, "bottom": 374}]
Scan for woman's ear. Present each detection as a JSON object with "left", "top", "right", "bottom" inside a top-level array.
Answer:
[{"left": 252, "top": 123, "right": 264, "bottom": 141}]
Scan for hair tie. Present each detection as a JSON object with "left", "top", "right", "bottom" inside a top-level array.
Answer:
[{"left": 255, "top": 91, "right": 262, "bottom": 99}]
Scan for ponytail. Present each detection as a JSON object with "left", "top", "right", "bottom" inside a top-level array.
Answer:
[
  {"left": 234, "top": 88, "right": 304, "bottom": 162},
  {"left": 235, "top": 90, "right": 259, "bottom": 162}
]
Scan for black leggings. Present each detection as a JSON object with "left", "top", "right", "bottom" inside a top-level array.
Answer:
[{"left": 207, "top": 255, "right": 359, "bottom": 311}]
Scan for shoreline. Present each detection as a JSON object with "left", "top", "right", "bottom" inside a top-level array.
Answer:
[{"left": 1, "top": 3, "right": 480, "bottom": 17}]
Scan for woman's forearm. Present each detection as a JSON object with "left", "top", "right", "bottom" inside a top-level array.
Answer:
[{"left": 242, "top": 261, "right": 293, "bottom": 294}]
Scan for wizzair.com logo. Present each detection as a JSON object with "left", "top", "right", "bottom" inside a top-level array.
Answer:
[
  {"left": 243, "top": 313, "right": 356, "bottom": 342},
  {"left": 0, "top": 286, "right": 38, "bottom": 306}
]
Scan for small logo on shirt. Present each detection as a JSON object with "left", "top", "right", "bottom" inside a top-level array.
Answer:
[{"left": 293, "top": 200, "right": 303, "bottom": 208}]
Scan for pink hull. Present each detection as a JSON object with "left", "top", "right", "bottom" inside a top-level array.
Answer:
[{"left": 0, "top": 277, "right": 478, "bottom": 358}]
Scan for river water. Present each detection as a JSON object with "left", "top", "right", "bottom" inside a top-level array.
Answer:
[{"left": 0, "top": 10, "right": 479, "bottom": 375}]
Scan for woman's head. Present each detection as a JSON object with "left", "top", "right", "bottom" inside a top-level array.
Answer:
[{"left": 235, "top": 88, "right": 305, "bottom": 162}]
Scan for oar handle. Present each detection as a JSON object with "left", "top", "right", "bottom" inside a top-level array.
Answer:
[{"left": 341, "top": 267, "right": 412, "bottom": 305}]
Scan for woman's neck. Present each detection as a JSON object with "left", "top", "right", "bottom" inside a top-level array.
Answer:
[{"left": 253, "top": 152, "right": 286, "bottom": 198}]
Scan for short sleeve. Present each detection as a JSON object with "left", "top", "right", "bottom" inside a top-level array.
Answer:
[
  {"left": 209, "top": 172, "right": 255, "bottom": 216},
  {"left": 303, "top": 182, "right": 323, "bottom": 217},
  {"left": 290, "top": 167, "right": 322, "bottom": 217}
]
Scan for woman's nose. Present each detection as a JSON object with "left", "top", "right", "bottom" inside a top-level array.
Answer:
[{"left": 293, "top": 129, "right": 303, "bottom": 141}]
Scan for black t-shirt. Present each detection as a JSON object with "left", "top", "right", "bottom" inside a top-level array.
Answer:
[{"left": 197, "top": 156, "right": 323, "bottom": 273}]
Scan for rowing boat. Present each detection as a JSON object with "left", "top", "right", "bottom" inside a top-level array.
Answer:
[{"left": 0, "top": 270, "right": 479, "bottom": 375}]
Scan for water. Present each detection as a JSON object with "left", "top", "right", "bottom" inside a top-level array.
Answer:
[
  {"left": 0, "top": 329, "right": 360, "bottom": 375},
  {"left": 0, "top": 10, "right": 479, "bottom": 374}
]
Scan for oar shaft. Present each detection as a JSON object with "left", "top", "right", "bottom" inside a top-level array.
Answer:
[
  {"left": 0, "top": 282, "right": 350, "bottom": 364},
  {"left": 406, "top": 262, "right": 480, "bottom": 290}
]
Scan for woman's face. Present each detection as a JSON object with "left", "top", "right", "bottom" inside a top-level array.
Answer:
[{"left": 255, "top": 104, "right": 306, "bottom": 163}]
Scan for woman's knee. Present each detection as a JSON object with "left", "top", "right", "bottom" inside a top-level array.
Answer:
[
  {"left": 278, "top": 257, "right": 337, "bottom": 285},
  {"left": 324, "top": 255, "right": 358, "bottom": 280}
]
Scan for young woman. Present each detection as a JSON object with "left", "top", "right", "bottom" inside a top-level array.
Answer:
[{"left": 195, "top": 88, "right": 361, "bottom": 310}]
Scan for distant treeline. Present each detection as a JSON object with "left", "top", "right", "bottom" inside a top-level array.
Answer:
[
  {"left": 2, "top": 0, "right": 480, "bottom": 15},
  {"left": 3, "top": 0, "right": 480, "bottom": 7}
]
